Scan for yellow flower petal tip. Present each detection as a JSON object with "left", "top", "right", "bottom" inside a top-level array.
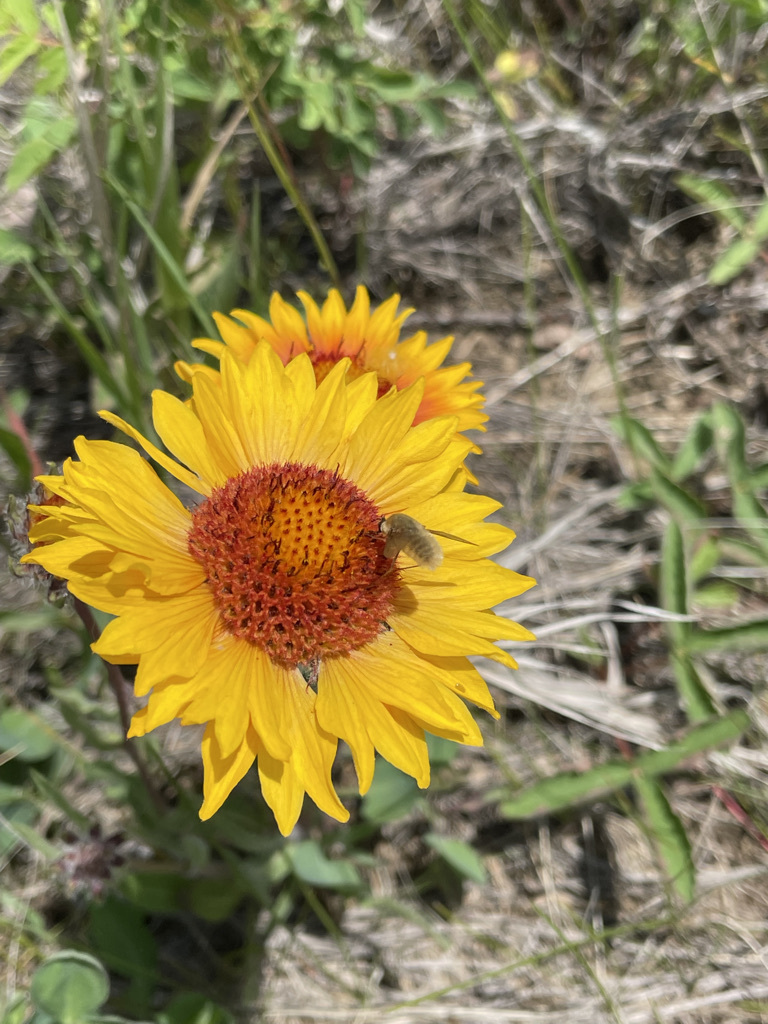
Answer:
[
  {"left": 26, "top": 341, "right": 534, "bottom": 832},
  {"left": 190, "top": 285, "right": 488, "bottom": 441}
]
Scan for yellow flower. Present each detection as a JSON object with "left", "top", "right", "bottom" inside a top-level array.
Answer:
[
  {"left": 182, "top": 286, "right": 487, "bottom": 437},
  {"left": 22, "top": 345, "right": 534, "bottom": 835}
]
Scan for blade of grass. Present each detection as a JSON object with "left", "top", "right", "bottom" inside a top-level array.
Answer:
[
  {"left": 633, "top": 774, "right": 695, "bottom": 901},
  {"left": 26, "top": 264, "right": 133, "bottom": 413},
  {"left": 500, "top": 710, "right": 748, "bottom": 818},
  {"left": 103, "top": 171, "right": 216, "bottom": 339}
]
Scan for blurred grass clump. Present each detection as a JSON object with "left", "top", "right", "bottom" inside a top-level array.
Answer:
[{"left": 2, "top": 0, "right": 768, "bottom": 1021}]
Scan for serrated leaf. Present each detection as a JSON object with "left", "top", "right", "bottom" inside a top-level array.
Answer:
[
  {"left": 634, "top": 775, "right": 695, "bottom": 901},
  {"left": 424, "top": 833, "right": 487, "bottom": 883}
]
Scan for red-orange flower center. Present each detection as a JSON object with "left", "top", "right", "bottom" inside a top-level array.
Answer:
[{"left": 188, "top": 463, "right": 399, "bottom": 668}]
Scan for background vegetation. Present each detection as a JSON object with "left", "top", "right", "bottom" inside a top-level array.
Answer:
[{"left": 1, "top": 0, "right": 768, "bottom": 1021}]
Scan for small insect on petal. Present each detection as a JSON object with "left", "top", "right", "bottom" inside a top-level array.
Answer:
[{"left": 380, "top": 513, "right": 444, "bottom": 571}]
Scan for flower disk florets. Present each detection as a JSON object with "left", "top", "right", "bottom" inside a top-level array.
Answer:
[{"left": 188, "top": 462, "right": 398, "bottom": 667}]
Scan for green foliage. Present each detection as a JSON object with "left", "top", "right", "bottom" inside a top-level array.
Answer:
[
  {"left": 677, "top": 173, "right": 768, "bottom": 285},
  {"left": 501, "top": 400, "right": 767, "bottom": 900},
  {"left": 29, "top": 952, "right": 110, "bottom": 1024}
]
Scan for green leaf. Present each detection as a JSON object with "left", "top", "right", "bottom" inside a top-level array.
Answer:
[
  {"left": 612, "top": 414, "right": 671, "bottom": 471},
  {"left": 650, "top": 471, "right": 707, "bottom": 523},
  {"left": 168, "top": 68, "right": 215, "bottom": 101},
  {"left": 360, "top": 759, "right": 421, "bottom": 823},
  {"left": 0, "top": 607, "right": 68, "bottom": 632},
  {"left": 30, "top": 769, "right": 93, "bottom": 832},
  {"left": 0, "top": 426, "right": 31, "bottom": 487},
  {"left": 119, "top": 868, "right": 184, "bottom": 917},
  {"left": 712, "top": 402, "right": 749, "bottom": 482},
  {"left": 0, "top": 707, "right": 58, "bottom": 762},
  {"left": 634, "top": 775, "right": 695, "bottom": 901},
  {"left": 732, "top": 490, "right": 768, "bottom": 556},
  {"left": 366, "top": 68, "right": 422, "bottom": 102},
  {"left": 0, "top": 34, "right": 40, "bottom": 88},
  {"left": 709, "top": 235, "right": 762, "bottom": 286},
  {"left": 6, "top": 115, "right": 77, "bottom": 192},
  {"left": 287, "top": 840, "right": 361, "bottom": 891},
  {"left": 159, "top": 993, "right": 236, "bottom": 1024},
  {"left": 424, "top": 833, "right": 487, "bottom": 883},
  {"left": 688, "top": 534, "right": 721, "bottom": 582},
  {"left": 615, "top": 480, "right": 654, "bottom": 509},
  {"left": 34, "top": 47, "right": 68, "bottom": 95},
  {"left": 88, "top": 898, "right": 156, "bottom": 1015},
  {"left": 11, "top": 0, "right": 40, "bottom": 36},
  {"left": 0, "top": 800, "right": 39, "bottom": 858},
  {"left": 0, "top": 228, "right": 34, "bottom": 266},
  {"left": 669, "top": 653, "right": 716, "bottom": 722},
  {"left": 675, "top": 173, "right": 746, "bottom": 230},
  {"left": 10, "top": 820, "right": 60, "bottom": 859},
  {"left": 692, "top": 580, "right": 741, "bottom": 608},
  {"left": 30, "top": 952, "right": 109, "bottom": 1024},
  {"left": 660, "top": 520, "right": 689, "bottom": 648},
  {"left": 0, "top": 993, "right": 28, "bottom": 1024},
  {"left": 688, "top": 620, "right": 768, "bottom": 652},
  {"left": 670, "top": 412, "right": 714, "bottom": 480},
  {"left": 500, "top": 761, "right": 634, "bottom": 818},
  {"left": 750, "top": 463, "right": 768, "bottom": 489},
  {"left": 426, "top": 733, "right": 458, "bottom": 767},
  {"left": 500, "top": 712, "right": 747, "bottom": 818},
  {"left": 186, "top": 876, "right": 245, "bottom": 921}
]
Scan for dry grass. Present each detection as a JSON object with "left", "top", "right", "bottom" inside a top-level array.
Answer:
[{"left": 2, "top": 1, "right": 768, "bottom": 1020}]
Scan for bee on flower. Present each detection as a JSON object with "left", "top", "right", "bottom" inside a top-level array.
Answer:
[{"left": 22, "top": 328, "right": 534, "bottom": 836}]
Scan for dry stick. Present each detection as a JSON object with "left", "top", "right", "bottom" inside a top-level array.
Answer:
[{"left": 73, "top": 597, "right": 164, "bottom": 813}]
